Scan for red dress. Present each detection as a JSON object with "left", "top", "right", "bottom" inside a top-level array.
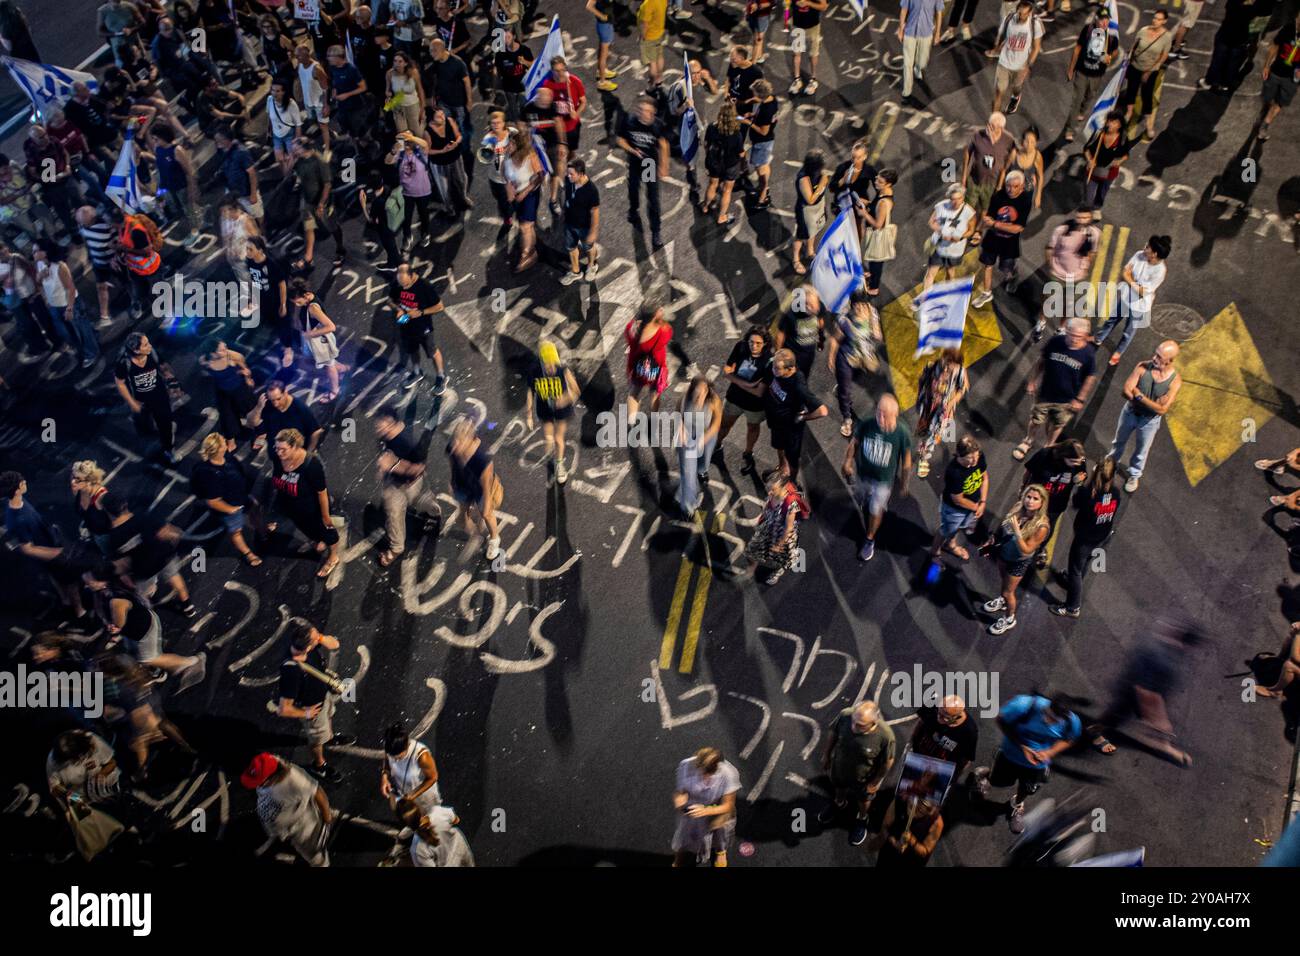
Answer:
[{"left": 625, "top": 320, "right": 672, "bottom": 394}]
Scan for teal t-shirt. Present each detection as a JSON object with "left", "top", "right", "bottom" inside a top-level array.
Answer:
[{"left": 853, "top": 418, "right": 913, "bottom": 484}]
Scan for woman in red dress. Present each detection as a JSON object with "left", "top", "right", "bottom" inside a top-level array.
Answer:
[{"left": 624, "top": 303, "right": 673, "bottom": 417}]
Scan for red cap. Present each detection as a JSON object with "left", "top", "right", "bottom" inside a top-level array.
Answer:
[{"left": 240, "top": 752, "right": 279, "bottom": 789}]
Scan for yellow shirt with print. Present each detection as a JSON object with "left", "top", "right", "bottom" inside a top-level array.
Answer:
[{"left": 638, "top": 0, "right": 667, "bottom": 41}]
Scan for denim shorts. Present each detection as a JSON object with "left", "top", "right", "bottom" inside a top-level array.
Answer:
[
  {"left": 747, "top": 13, "right": 771, "bottom": 33},
  {"left": 565, "top": 226, "right": 592, "bottom": 251},
  {"left": 219, "top": 508, "right": 246, "bottom": 535},
  {"left": 749, "top": 139, "right": 774, "bottom": 168},
  {"left": 938, "top": 501, "right": 977, "bottom": 538},
  {"left": 855, "top": 478, "right": 893, "bottom": 517},
  {"left": 272, "top": 132, "right": 296, "bottom": 153},
  {"left": 928, "top": 250, "right": 962, "bottom": 269},
  {"left": 595, "top": 19, "right": 614, "bottom": 43}
]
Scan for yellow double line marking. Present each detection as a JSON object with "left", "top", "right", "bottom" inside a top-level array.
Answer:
[
  {"left": 1086, "top": 223, "right": 1130, "bottom": 326},
  {"left": 659, "top": 511, "right": 726, "bottom": 675}
]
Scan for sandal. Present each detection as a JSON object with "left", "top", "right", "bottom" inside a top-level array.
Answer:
[
  {"left": 793, "top": 261, "right": 807, "bottom": 275},
  {"left": 242, "top": 551, "right": 263, "bottom": 567},
  {"left": 1091, "top": 734, "right": 1117, "bottom": 755},
  {"left": 1255, "top": 459, "right": 1286, "bottom": 474},
  {"left": 944, "top": 542, "right": 970, "bottom": 561},
  {"left": 1270, "top": 495, "right": 1294, "bottom": 508},
  {"left": 377, "top": 549, "right": 397, "bottom": 567},
  {"left": 317, "top": 556, "right": 340, "bottom": 578},
  {"left": 917, "top": 460, "right": 930, "bottom": 477},
  {"left": 1012, "top": 440, "right": 1031, "bottom": 461}
]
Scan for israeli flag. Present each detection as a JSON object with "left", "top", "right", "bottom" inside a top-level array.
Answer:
[
  {"left": 105, "top": 128, "right": 144, "bottom": 214},
  {"left": 1, "top": 56, "right": 98, "bottom": 121},
  {"left": 523, "top": 16, "right": 567, "bottom": 102},
  {"left": 679, "top": 53, "right": 699, "bottom": 163},
  {"left": 809, "top": 209, "right": 865, "bottom": 315},
  {"left": 1107, "top": 0, "right": 1120, "bottom": 46},
  {"left": 1083, "top": 57, "right": 1127, "bottom": 139},
  {"left": 914, "top": 276, "right": 973, "bottom": 358},
  {"left": 533, "top": 130, "right": 553, "bottom": 176},
  {"left": 847, "top": 0, "right": 867, "bottom": 20}
]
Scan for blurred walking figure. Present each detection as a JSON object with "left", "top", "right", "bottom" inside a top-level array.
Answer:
[
  {"left": 242, "top": 753, "right": 334, "bottom": 867},
  {"left": 675, "top": 376, "right": 723, "bottom": 517},
  {"left": 447, "top": 418, "right": 503, "bottom": 562},
  {"left": 374, "top": 406, "right": 441, "bottom": 567},
  {"left": 912, "top": 348, "right": 968, "bottom": 477},
  {"left": 671, "top": 746, "right": 741, "bottom": 867},
  {"left": 973, "top": 694, "right": 1082, "bottom": 834},
  {"left": 742, "top": 472, "right": 811, "bottom": 585},
  {"left": 1088, "top": 617, "right": 1201, "bottom": 767},
  {"left": 396, "top": 799, "right": 475, "bottom": 866}
]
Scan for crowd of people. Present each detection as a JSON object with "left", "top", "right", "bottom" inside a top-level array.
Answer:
[{"left": 0, "top": 0, "right": 1291, "bottom": 867}]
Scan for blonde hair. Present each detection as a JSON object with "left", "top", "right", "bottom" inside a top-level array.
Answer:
[
  {"left": 1007, "top": 483, "right": 1050, "bottom": 539},
  {"left": 200, "top": 433, "right": 228, "bottom": 461},
  {"left": 71, "top": 460, "right": 105, "bottom": 486},
  {"left": 275, "top": 428, "right": 306, "bottom": 449},
  {"left": 715, "top": 101, "right": 740, "bottom": 136}
]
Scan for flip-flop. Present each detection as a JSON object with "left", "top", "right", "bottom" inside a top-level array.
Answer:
[
  {"left": 793, "top": 262, "right": 807, "bottom": 275},
  {"left": 242, "top": 552, "right": 263, "bottom": 567},
  {"left": 945, "top": 542, "right": 970, "bottom": 561},
  {"left": 317, "top": 557, "right": 340, "bottom": 578},
  {"left": 1012, "top": 440, "right": 1031, "bottom": 461},
  {"left": 1091, "top": 734, "right": 1117, "bottom": 755},
  {"left": 1255, "top": 459, "right": 1286, "bottom": 474},
  {"left": 1270, "top": 496, "right": 1293, "bottom": 507}
]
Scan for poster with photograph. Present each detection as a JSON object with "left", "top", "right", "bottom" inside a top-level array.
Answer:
[{"left": 895, "top": 751, "right": 956, "bottom": 805}]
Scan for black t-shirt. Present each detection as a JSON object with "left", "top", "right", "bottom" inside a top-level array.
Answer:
[
  {"left": 727, "top": 63, "right": 763, "bottom": 102},
  {"left": 258, "top": 395, "right": 321, "bottom": 443},
  {"left": 109, "top": 513, "right": 174, "bottom": 579},
  {"left": 746, "top": 97, "right": 778, "bottom": 144},
  {"left": 449, "top": 445, "right": 492, "bottom": 502},
  {"left": 564, "top": 179, "right": 600, "bottom": 232},
  {"left": 1071, "top": 483, "right": 1121, "bottom": 543},
  {"left": 984, "top": 187, "right": 1033, "bottom": 256},
  {"left": 278, "top": 645, "right": 330, "bottom": 708},
  {"left": 493, "top": 44, "right": 533, "bottom": 93},
  {"left": 705, "top": 124, "right": 747, "bottom": 168},
  {"left": 1038, "top": 334, "right": 1097, "bottom": 404},
  {"left": 523, "top": 100, "right": 559, "bottom": 146},
  {"left": 913, "top": 705, "right": 979, "bottom": 768},
  {"left": 778, "top": 308, "right": 822, "bottom": 361},
  {"left": 1123, "top": 641, "right": 1179, "bottom": 697},
  {"left": 1024, "top": 450, "right": 1081, "bottom": 517},
  {"left": 791, "top": 0, "right": 822, "bottom": 29},
  {"left": 1084, "top": 131, "right": 1131, "bottom": 169},
  {"left": 271, "top": 453, "right": 329, "bottom": 524},
  {"left": 247, "top": 253, "right": 287, "bottom": 314},
  {"left": 619, "top": 113, "right": 666, "bottom": 157},
  {"left": 431, "top": 14, "right": 471, "bottom": 53},
  {"left": 724, "top": 340, "right": 771, "bottom": 412},
  {"left": 191, "top": 458, "right": 249, "bottom": 507},
  {"left": 1076, "top": 24, "right": 1119, "bottom": 76},
  {"left": 392, "top": 277, "right": 441, "bottom": 338},
  {"left": 1269, "top": 21, "right": 1300, "bottom": 78},
  {"left": 832, "top": 159, "right": 876, "bottom": 203},
  {"left": 428, "top": 55, "right": 469, "bottom": 108},
  {"left": 763, "top": 368, "right": 820, "bottom": 431},
  {"left": 115, "top": 352, "right": 164, "bottom": 402},
  {"left": 380, "top": 427, "right": 425, "bottom": 485},
  {"left": 528, "top": 359, "right": 569, "bottom": 409},
  {"left": 942, "top": 452, "right": 987, "bottom": 510}
]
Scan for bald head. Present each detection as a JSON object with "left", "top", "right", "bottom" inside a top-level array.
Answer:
[
  {"left": 851, "top": 701, "right": 881, "bottom": 732},
  {"left": 876, "top": 394, "right": 900, "bottom": 431},
  {"left": 1153, "top": 339, "right": 1179, "bottom": 370},
  {"left": 938, "top": 695, "right": 967, "bottom": 726},
  {"left": 987, "top": 111, "right": 1006, "bottom": 135}
]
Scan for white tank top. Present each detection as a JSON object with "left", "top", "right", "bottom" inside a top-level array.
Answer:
[
  {"left": 297, "top": 62, "right": 324, "bottom": 108},
  {"left": 504, "top": 154, "right": 534, "bottom": 190},
  {"left": 386, "top": 740, "right": 442, "bottom": 809},
  {"left": 37, "top": 260, "right": 68, "bottom": 308}
]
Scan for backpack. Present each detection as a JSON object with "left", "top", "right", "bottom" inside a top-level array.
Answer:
[{"left": 120, "top": 213, "right": 163, "bottom": 253}]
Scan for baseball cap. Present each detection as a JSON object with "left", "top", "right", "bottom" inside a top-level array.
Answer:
[{"left": 240, "top": 752, "right": 279, "bottom": 789}]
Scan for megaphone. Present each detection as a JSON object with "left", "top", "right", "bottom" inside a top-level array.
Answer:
[{"left": 476, "top": 143, "right": 496, "bottom": 165}]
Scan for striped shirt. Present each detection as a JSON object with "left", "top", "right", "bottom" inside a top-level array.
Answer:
[{"left": 81, "top": 221, "right": 116, "bottom": 268}]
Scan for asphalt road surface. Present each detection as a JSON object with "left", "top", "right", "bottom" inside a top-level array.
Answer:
[{"left": 2, "top": 0, "right": 1299, "bottom": 866}]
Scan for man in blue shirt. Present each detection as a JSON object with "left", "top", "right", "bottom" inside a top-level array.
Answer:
[
  {"left": 897, "top": 0, "right": 946, "bottom": 99},
  {"left": 325, "top": 45, "right": 371, "bottom": 141},
  {"left": 213, "top": 126, "right": 263, "bottom": 225},
  {"left": 974, "top": 694, "right": 1081, "bottom": 833}
]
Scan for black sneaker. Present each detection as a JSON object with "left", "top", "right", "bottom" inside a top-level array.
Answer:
[
  {"left": 177, "top": 601, "right": 198, "bottom": 619},
  {"left": 1039, "top": 11, "right": 1055, "bottom": 21},
  {"left": 849, "top": 819, "right": 870, "bottom": 846},
  {"left": 327, "top": 733, "right": 357, "bottom": 747},
  {"left": 1006, "top": 94, "right": 1020, "bottom": 115},
  {"left": 1170, "top": 46, "right": 1189, "bottom": 60},
  {"left": 1031, "top": 322, "right": 1045, "bottom": 343},
  {"left": 308, "top": 764, "right": 344, "bottom": 784},
  {"left": 432, "top": 375, "right": 447, "bottom": 396},
  {"left": 1049, "top": 604, "right": 1081, "bottom": 619},
  {"left": 741, "top": 451, "right": 756, "bottom": 472}
]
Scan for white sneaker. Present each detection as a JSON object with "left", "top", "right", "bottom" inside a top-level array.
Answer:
[
  {"left": 1125, "top": 475, "right": 1140, "bottom": 493},
  {"left": 982, "top": 596, "right": 1007, "bottom": 614},
  {"left": 556, "top": 460, "right": 568, "bottom": 484},
  {"left": 485, "top": 536, "right": 501, "bottom": 561},
  {"left": 789, "top": 77, "right": 805, "bottom": 96},
  {"left": 971, "top": 290, "right": 993, "bottom": 308},
  {"left": 585, "top": 262, "right": 599, "bottom": 280},
  {"left": 989, "top": 615, "right": 1017, "bottom": 635},
  {"left": 804, "top": 79, "right": 819, "bottom": 95},
  {"left": 560, "top": 270, "right": 580, "bottom": 285},
  {"left": 914, "top": 66, "right": 923, "bottom": 79}
]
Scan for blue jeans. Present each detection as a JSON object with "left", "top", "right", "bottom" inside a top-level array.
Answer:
[
  {"left": 1109, "top": 404, "right": 1161, "bottom": 479},
  {"left": 1094, "top": 303, "right": 1147, "bottom": 358},
  {"left": 52, "top": 299, "right": 101, "bottom": 364},
  {"left": 676, "top": 435, "right": 717, "bottom": 514}
]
